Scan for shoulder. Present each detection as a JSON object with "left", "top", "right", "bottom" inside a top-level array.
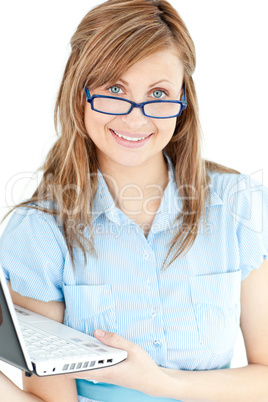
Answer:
[
  {"left": 207, "top": 169, "right": 268, "bottom": 209},
  {"left": 0, "top": 200, "right": 67, "bottom": 258},
  {"left": 2, "top": 199, "right": 61, "bottom": 233},
  {"left": 207, "top": 169, "right": 241, "bottom": 200}
]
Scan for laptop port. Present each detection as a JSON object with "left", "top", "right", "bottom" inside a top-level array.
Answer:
[
  {"left": 98, "top": 360, "right": 104, "bottom": 364},
  {"left": 107, "top": 359, "right": 113, "bottom": 363}
]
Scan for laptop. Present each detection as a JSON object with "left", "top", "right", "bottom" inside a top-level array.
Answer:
[{"left": 0, "top": 265, "right": 127, "bottom": 377}]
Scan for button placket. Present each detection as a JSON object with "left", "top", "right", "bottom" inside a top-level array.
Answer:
[{"left": 140, "top": 246, "right": 163, "bottom": 351}]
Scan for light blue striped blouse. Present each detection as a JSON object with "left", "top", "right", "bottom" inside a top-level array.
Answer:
[{"left": 0, "top": 152, "right": 268, "bottom": 402}]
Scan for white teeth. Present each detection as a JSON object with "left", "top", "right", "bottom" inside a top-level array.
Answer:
[{"left": 112, "top": 130, "right": 147, "bottom": 142}]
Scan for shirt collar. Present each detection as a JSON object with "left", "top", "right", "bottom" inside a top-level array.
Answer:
[
  {"left": 92, "top": 152, "right": 223, "bottom": 225},
  {"left": 92, "top": 169, "right": 120, "bottom": 224},
  {"left": 165, "top": 152, "right": 224, "bottom": 208}
]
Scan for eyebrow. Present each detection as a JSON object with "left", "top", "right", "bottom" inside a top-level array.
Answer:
[{"left": 118, "top": 78, "right": 176, "bottom": 88}]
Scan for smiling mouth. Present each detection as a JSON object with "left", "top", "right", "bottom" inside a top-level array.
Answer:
[{"left": 110, "top": 129, "right": 152, "bottom": 142}]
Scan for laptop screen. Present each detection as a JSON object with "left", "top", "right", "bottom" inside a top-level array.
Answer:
[{"left": 0, "top": 281, "right": 30, "bottom": 373}]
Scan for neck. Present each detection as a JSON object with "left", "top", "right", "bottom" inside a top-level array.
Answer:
[{"left": 97, "top": 152, "right": 169, "bottom": 214}]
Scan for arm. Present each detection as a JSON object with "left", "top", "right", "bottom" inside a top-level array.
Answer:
[
  {"left": 160, "top": 259, "right": 268, "bottom": 402},
  {"left": 0, "top": 286, "right": 78, "bottom": 402},
  {"left": 0, "top": 371, "right": 43, "bottom": 402}
]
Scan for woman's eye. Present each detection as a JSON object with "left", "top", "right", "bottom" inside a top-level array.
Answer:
[
  {"left": 151, "top": 89, "right": 167, "bottom": 99},
  {"left": 108, "top": 85, "right": 123, "bottom": 94}
]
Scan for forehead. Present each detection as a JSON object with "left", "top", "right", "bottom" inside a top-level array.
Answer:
[{"left": 118, "top": 48, "right": 184, "bottom": 86}]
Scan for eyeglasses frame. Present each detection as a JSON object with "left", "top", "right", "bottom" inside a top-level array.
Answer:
[{"left": 84, "top": 84, "right": 187, "bottom": 119}]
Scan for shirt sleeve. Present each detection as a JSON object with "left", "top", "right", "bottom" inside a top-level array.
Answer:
[
  {"left": 231, "top": 174, "right": 268, "bottom": 281},
  {"left": 0, "top": 205, "right": 67, "bottom": 301}
]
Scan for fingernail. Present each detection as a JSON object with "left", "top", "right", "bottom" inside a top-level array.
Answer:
[{"left": 95, "top": 329, "right": 105, "bottom": 338}]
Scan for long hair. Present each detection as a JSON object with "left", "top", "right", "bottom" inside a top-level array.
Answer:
[{"left": 3, "top": 0, "right": 239, "bottom": 270}]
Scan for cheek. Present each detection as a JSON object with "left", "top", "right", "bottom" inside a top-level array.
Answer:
[
  {"left": 157, "top": 118, "right": 177, "bottom": 138},
  {"left": 84, "top": 105, "right": 110, "bottom": 138}
]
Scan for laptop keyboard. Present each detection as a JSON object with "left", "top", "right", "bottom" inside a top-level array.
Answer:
[{"left": 20, "top": 323, "right": 100, "bottom": 361}]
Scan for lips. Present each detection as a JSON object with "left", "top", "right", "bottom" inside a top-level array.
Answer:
[
  {"left": 110, "top": 128, "right": 152, "bottom": 140},
  {"left": 109, "top": 128, "right": 153, "bottom": 148}
]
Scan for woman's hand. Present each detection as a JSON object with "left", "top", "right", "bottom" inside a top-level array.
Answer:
[{"left": 66, "top": 329, "right": 171, "bottom": 398}]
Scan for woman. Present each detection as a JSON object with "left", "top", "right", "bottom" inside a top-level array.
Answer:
[{"left": 1, "top": 0, "right": 268, "bottom": 401}]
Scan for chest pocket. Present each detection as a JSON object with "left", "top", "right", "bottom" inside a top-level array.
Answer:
[
  {"left": 63, "top": 284, "right": 117, "bottom": 336},
  {"left": 189, "top": 270, "right": 241, "bottom": 354}
]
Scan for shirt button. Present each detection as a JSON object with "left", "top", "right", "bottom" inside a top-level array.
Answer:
[
  {"left": 143, "top": 250, "right": 149, "bottom": 260},
  {"left": 153, "top": 339, "right": 161, "bottom": 348},
  {"left": 151, "top": 309, "right": 157, "bottom": 318}
]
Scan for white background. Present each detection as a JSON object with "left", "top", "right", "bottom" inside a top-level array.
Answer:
[{"left": 0, "top": 0, "right": 267, "bottom": 389}]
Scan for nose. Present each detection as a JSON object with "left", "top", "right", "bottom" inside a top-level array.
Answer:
[{"left": 120, "top": 105, "right": 149, "bottom": 130}]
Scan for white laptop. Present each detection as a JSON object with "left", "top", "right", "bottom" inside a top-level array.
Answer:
[{"left": 0, "top": 265, "right": 127, "bottom": 376}]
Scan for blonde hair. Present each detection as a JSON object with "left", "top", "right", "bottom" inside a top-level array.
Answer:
[{"left": 4, "top": 0, "right": 239, "bottom": 270}]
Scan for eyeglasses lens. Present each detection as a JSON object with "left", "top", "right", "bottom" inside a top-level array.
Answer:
[
  {"left": 93, "top": 98, "right": 181, "bottom": 117},
  {"left": 93, "top": 98, "right": 130, "bottom": 115},
  {"left": 144, "top": 102, "right": 182, "bottom": 118}
]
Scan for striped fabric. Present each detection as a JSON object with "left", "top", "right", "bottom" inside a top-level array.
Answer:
[{"left": 0, "top": 152, "right": 267, "bottom": 401}]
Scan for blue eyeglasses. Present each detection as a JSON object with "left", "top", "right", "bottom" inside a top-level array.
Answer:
[{"left": 84, "top": 85, "right": 187, "bottom": 119}]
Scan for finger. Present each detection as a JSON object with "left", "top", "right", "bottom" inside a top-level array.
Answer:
[{"left": 94, "top": 329, "right": 134, "bottom": 351}]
